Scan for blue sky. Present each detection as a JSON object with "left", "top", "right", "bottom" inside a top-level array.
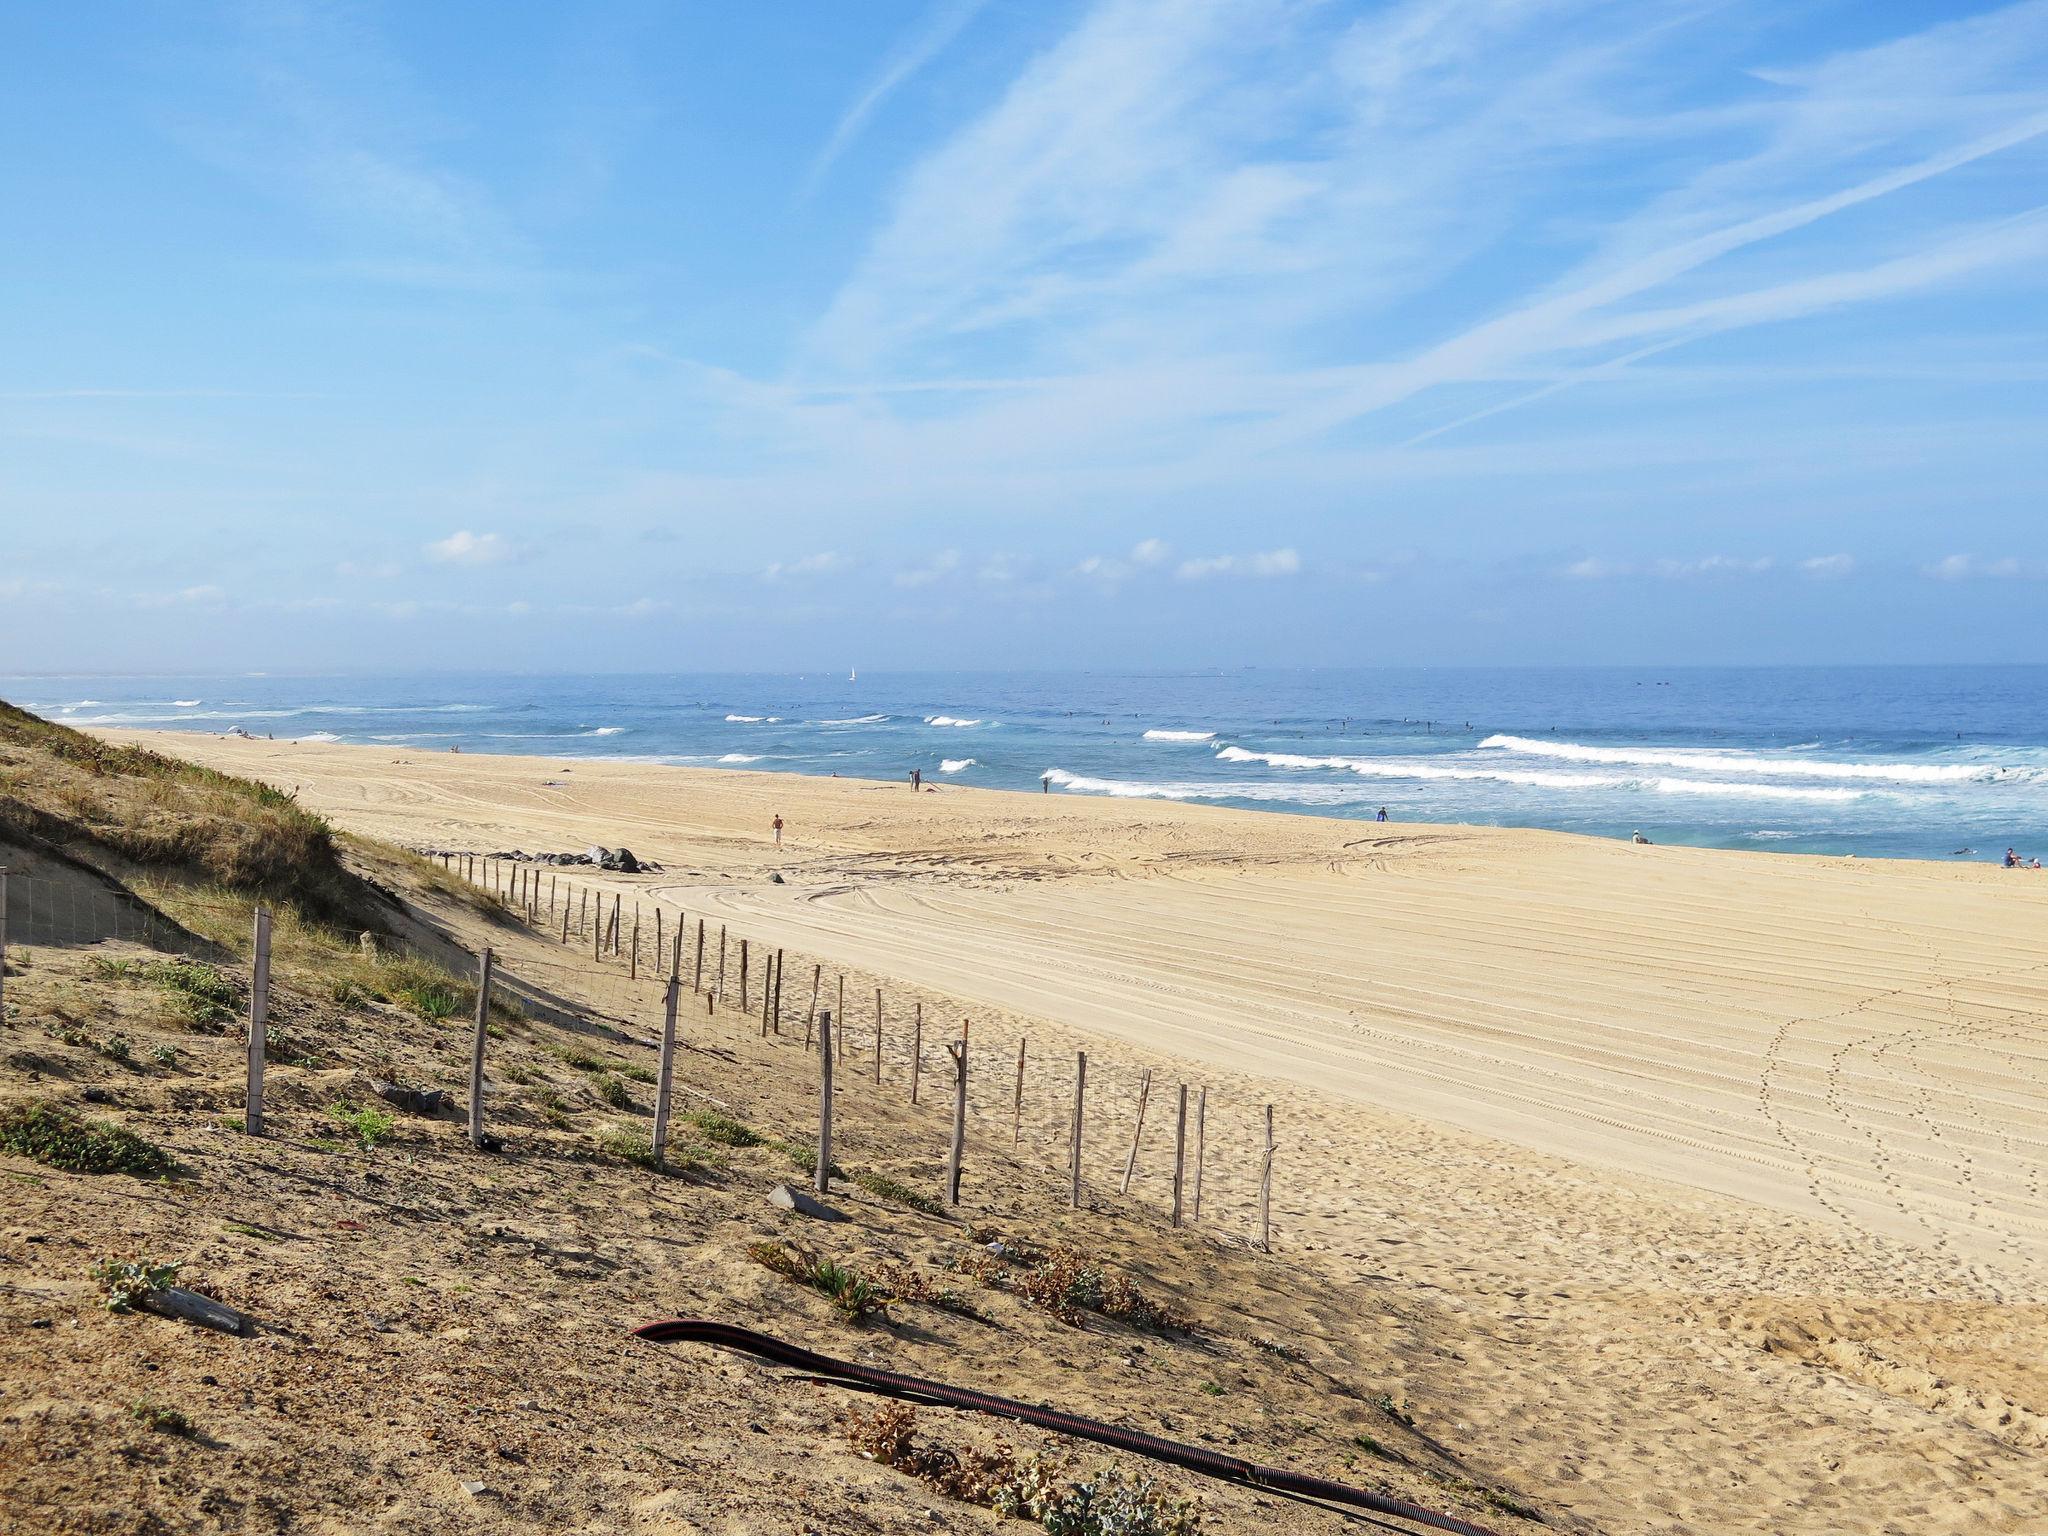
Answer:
[{"left": 3, "top": 0, "right": 2046, "bottom": 671}]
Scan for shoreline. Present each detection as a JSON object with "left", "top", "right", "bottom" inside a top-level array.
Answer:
[{"left": 92, "top": 724, "right": 2034, "bottom": 876}]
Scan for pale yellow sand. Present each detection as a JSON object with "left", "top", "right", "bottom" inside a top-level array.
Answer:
[{"left": 103, "top": 730, "right": 2048, "bottom": 1533}]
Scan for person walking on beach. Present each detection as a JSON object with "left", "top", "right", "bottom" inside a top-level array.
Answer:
[
  {"left": 1376, "top": 806, "right": 1388, "bottom": 823},
  {"left": 911, "top": 768, "right": 922, "bottom": 792},
  {"left": 772, "top": 813, "right": 784, "bottom": 849}
]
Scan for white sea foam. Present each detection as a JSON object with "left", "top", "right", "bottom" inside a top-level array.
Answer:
[
  {"left": 1481, "top": 733, "right": 1991, "bottom": 783},
  {"left": 719, "top": 753, "right": 762, "bottom": 763},
  {"left": 725, "top": 714, "right": 767, "bottom": 722},
  {"left": 300, "top": 731, "right": 342, "bottom": 743},
  {"left": 1143, "top": 729, "right": 1216, "bottom": 742},
  {"left": 1743, "top": 830, "right": 1802, "bottom": 840},
  {"left": 815, "top": 713, "right": 890, "bottom": 724},
  {"left": 940, "top": 758, "right": 975, "bottom": 773},
  {"left": 1216, "top": 746, "right": 1629, "bottom": 791},
  {"left": 585, "top": 726, "right": 626, "bottom": 736},
  {"left": 172, "top": 699, "right": 201, "bottom": 707},
  {"left": 1042, "top": 768, "right": 1381, "bottom": 806},
  {"left": 925, "top": 715, "right": 983, "bottom": 727},
  {"left": 1651, "top": 777, "right": 1873, "bottom": 803}
]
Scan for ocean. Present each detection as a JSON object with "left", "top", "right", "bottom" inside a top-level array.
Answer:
[{"left": 10, "top": 666, "right": 2048, "bottom": 864}]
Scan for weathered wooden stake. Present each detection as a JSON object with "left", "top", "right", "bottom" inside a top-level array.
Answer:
[
  {"left": 560, "top": 901, "right": 570, "bottom": 944},
  {"left": 1013, "top": 1037, "right": 1027, "bottom": 1146},
  {"left": 1257, "top": 1104, "right": 1275, "bottom": 1252},
  {"left": 740, "top": 939, "right": 750, "bottom": 1012},
  {"left": 1120, "top": 1069, "right": 1153, "bottom": 1195},
  {"left": 653, "top": 968, "right": 680, "bottom": 1169},
  {"left": 716, "top": 926, "right": 727, "bottom": 1000},
  {"left": 467, "top": 946, "right": 494, "bottom": 1147},
  {"left": 835, "top": 975, "right": 845, "bottom": 1060},
  {"left": 760, "top": 951, "right": 774, "bottom": 1037},
  {"left": 1170, "top": 1084, "right": 1188, "bottom": 1228},
  {"left": 693, "top": 920, "right": 706, "bottom": 991},
  {"left": 630, "top": 912, "right": 640, "bottom": 980},
  {"left": 910, "top": 1004, "right": 923, "bottom": 1104},
  {"left": 549, "top": 874, "right": 557, "bottom": 919},
  {"left": 944, "top": 1034, "right": 968, "bottom": 1207},
  {"left": 592, "top": 892, "right": 602, "bottom": 960},
  {"left": 1192, "top": 1088, "right": 1207, "bottom": 1222},
  {"left": 873, "top": 987, "right": 883, "bottom": 1083},
  {"left": 772, "top": 949, "right": 784, "bottom": 1033},
  {"left": 245, "top": 907, "right": 271, "bottom": 1136},
  {"left": 803, "top": 965, "right": 820, "bottom": 1046},
  {"left": 654, "top": 907, "right": 662, "bottom": 969},
  {"left": 815, "top": 1009, "right": 834, "bottom": 1196},
  {"left": 1069, "top": 1051, "right": 1086, "bottom": 1208}
]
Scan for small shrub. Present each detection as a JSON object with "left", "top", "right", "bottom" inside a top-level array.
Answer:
[
  {"left": 329, "top": 979, "right": 368, "bottom": 1009},
  {"left": 130, "top": 1400, "right": 193, "bottom": 1435},
  {"left": 103, "top": 1034, "right": 133, "bottom": 1062},
  {"left": 92, "top": 1256, "right": 182, "bottom": 1312},
  {"left": 1198, "top": 1381, "right": 1224, "bottom": 1397},
  {"left": 149, "top": 1044, "right": 176, "bottom": 1068},
  {"left": 1372, "top": 1393, "right": 1414, "bottom": 1427},
  {"left": 550, "top": 1044, "right": 609, "bottom": 1073},
  {"left": 0, "top": 1102, "right": 173, "bottom": 1177},
  {"left": 325, "top": 1102, "right": 395, "bottom": 1150},
  {"left": 588, "top": 1073, "right": 633, "bottom": 1110},
  {"left": 853, "top": 1169, "right": 947, "bottom": 1218},
  {"left": 747, "top": 1241, "right": 886, "bottom": 1322},
  {"left": 141, "top": 960, "right": 239, "bottom": 1027},
  {"left": 845, "top": 1404, "right": 1201, "bottom": 1534},
  {"left": 951, "top": 1235, "right": 1193, "bottom": 1335},
  {"left": 1353, "top": 1434, "right": 1399, "bottom": 1462},
  {"left": 396, "top": 982, "right": 462, "bottom": 1022},
  {"left": 681, "top": 1108, "right": 762, "bottom": 1147},
  {"left": 600, "top": 1127, "right": 725, "bottom": 1174},
  {"left": 877, "top": 1265, "right": 987, "bottom": 1321},
  {"left": 617, "top": 1063, "right": 656, "bottom": 1084}
]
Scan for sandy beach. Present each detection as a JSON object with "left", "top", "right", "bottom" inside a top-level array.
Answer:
[{"left": 98, "top": 728, "right": 2048, "bottom": 1532}]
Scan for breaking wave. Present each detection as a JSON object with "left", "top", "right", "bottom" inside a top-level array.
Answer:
[
  {"left": 926, "top": 715, "right": 983, "bottom": 727},
  {"left": 584, "top": 726, "right": 626, "bottom": 736},
  {"left": 172, "top": 699, "right": 201, "bottom": 707},
  {"left": 816, "top": 713, "right": 889, "bottom": 724},
  {"left": 1480, "top": 734, "right": 2003, "bottom": 784},
  {"left": 940, "top": 758, "right": 975, "bottom": 773},
  {"left": 1143, "top": 729, "right": 1216, "bottom": 742},
  {"left": 719, "top": 753, "right": 762, "bottom": 763}
]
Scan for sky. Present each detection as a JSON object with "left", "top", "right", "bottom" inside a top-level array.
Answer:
[{"left": 3, "top": 0, "right": 2046, "bottom": 672}]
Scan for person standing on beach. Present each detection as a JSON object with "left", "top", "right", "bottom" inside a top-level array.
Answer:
[
  {"left": 911, "top": 768, "right": 922, "bottom": 791},
  {"left": 1376, "top": 806, "right": 1388, "bottom": 822},
  {"left": 772, "top": 814, "right": 784, "bottom": 849}
]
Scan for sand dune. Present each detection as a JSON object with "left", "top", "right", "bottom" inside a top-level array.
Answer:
[{"left": 101, "top": 729, "right": 2048, "bottom": 1533}]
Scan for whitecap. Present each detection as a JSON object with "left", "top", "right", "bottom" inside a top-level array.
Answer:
[
  {"left": 584, "top": 726, "right": 626, "bottom": 736},
  {"left": 1144, "top": 729, "right": 1216, "bottom": 742},
  {"left": 719, "top": 753, "right": 762, "bottom": 763},
  {"left": 940, "top": 758, "right": 975, "bottom": 773},
  {"left": 172, "top": 699, "right": 201, "bottom": 707},
  {"left": 1481, "top": 733, "right": 1991, "bottom": 784},
  {"left": 726, "top": 714, "right": 766, "bottom": 723},
  {"left": 925, "top": 715, "right": 983, "bottom": 727},
  {"left": 816, "top": 713, "right": 889, "bottom": 724}
]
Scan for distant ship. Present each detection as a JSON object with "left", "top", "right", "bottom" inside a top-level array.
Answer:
[{"left": 849, "top": 668, "right": 856, "bottom": 682}]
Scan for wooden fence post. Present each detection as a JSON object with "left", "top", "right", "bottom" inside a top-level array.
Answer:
[
  {"left": 653, "top": 969, "right": 680, "bottom": 1170},
  {"left": 739, "top": 939, "right": 750, "bottom": 1012},
  {"left": 772, "top": 949, "right": 784, "bottom": 1033},
  {"left": 1258, "top": 1105, "right": 1275, "bottom": 1252},
  {"left": 1170, "top": 1084, "right": 1188, "bottom": 1228},
  {"left": 1193, "top": 1088, "right": 1207, "bottom": 1222},
  {"left": 560, "top": 900, "right": 570, "bottom": 944},
  {"left": 1013, "top": 1038, "right": 1027, "bottom": 1145},
  {"left": 245, "top": 907, "right": 271, "bottom": 1136},
  {"left": 630, "top": 911, "right": 640, "bottom": 980},
  {"left": 1069, "top": 1051, "right": 1086, "bottom": 1208},
  {"left": 835, "top": 975, "right": 845, "bottom": 1060},
  {"left": 945, "top": 1033, "right": 968, "bottom": 1207},
  {"left": 1120, "top": 1069, "right": 1152, "bottom": 1195},
  {"left": 815, "top": 1009, "right": 834, "bottom": 1196},
  {"left": 654, "top": 907, "right": 663, "bottom": 970},
  {"left": 693, "top": 920, "right": 706, "bottom": 992},
  {"left": 468, "top": 946, "right": 494, "bottom": 1147},
  {"left": 873, "top": 987, "right": 883, "bottom": 1083},
  {"left": 804, "top": 965, "right": 821, "bottom": 1046},
  {"left": 716, "top": 926, "right": 727, "bottom": 1000}
]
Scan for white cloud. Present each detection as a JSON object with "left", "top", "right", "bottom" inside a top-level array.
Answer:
[
  {"left": 764, "top": 551, "right": 850, "bottom": 580},
  {"left": 1925, "top": 553, "right": 2036, "bottom": 580},
  {"left": 135, "top": 584, "right": 227, "bottom": 609},
  {"left": 1652, "top": 555, "right": 1774, "bottom": 579},
  {"left": 1176, "top": 547, "right": 1300, "bottom": 579},
  {"left": 336, "top": 559, "right": 403, "bottom": 580},
  {"left": 1130, "top": 537, "right": 1170, "bottom": 566},
  {"left": 426, "top": 530, "right": 510, "bottom": 566},
  {"left": 1563, "top": 557, "right": 1625, "bottom": 580},
  {"left": 805, "top": 0, "right": 991, "bottom": 192},
  {"left": 894, "top": 549, "right": 962, "bottom": 588},
  {"left": 1800, "top": 553, "right": 1856, "bottom": 579}
]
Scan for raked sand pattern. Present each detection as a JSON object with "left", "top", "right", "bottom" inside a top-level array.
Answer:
[{"left": 104, "top": 729, "right": 2048, "bottom": 1533}]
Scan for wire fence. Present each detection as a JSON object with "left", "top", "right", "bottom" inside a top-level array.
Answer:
[{"left": 0, "top": 855, "right": 1281, "bottom": 1247}]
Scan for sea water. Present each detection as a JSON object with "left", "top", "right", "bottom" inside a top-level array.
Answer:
[{"left": 11, "top": 667, "right": 2048, "bottom": 864}]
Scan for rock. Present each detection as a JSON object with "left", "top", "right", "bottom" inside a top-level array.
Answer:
[
  {"left": 459, "top": 1480, "right": 491, "bottom": 1497},
  {"left": 142, "top": 1286, "right": 249, "bottom": 1336},
  {"left": 586, "top": 846, "right": 612, "bottom": 868},
  {"left": 82, "top": 1087, "right": 112, "bottom": 1104},
  {"left": 767, "top": 1183, "right": 847, "bottom": 1222},
  {"left": 372, "top": 1080, "right": 449, "bottom": 1116},
  {"left": 769, "top": 872, "right": 785, "bottom": 885},
  {"left": 613, "top": 848, "right": 640, "bottom": 873}
]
